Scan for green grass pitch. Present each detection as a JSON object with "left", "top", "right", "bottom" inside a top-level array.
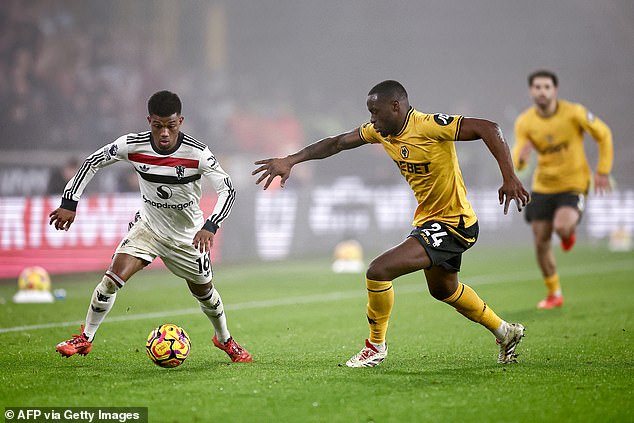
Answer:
[{"left": 1, "top": 244, "right": 632, "bottom": 422}]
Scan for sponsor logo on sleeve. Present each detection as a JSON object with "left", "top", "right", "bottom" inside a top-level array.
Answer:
[
  {"left": 103, "top": 143, "right": 118, "bottom": 160},
  {"left": 433, "top": 113, "right": 454, "bottom": 126}
]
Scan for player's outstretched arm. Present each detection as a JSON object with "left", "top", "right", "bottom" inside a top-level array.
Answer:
[
  {"left": 458, "top": 117, "right": 530, "bottom": 214},
  {"left": 252, "top": 129, "right": 365, "bottom": 189},
  {"left": 49, "top": 208, "right": 76, "bottom": 231}
]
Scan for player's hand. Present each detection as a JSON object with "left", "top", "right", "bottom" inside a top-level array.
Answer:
[
  {"left": 252, "top": 157, "right": 293, "bottom": 190},
  {"left": 192, "top": 229, "right": 214, "bottom": 253},
  {"left": 518, "top": 142, "right": 533, "bottom": 164},
  {"left": 49, "top": 208, "right": 76, "bottom": 231},
  {"left": 498, "top": 176, "right": 530, "bottom": 214},
  {"left": 594, "top": 173, "right": 612, "bottom": 195}
]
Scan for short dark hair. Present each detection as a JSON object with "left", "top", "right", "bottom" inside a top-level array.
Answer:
[
  {"left": 147, "top": 90, "right": 182, "bottom": 116},
  {"left": 368, "top": 80, "right": 408, "bottom": 100},
  {"left": 528, "top": 70, "right": 558, "bottom": 87}
]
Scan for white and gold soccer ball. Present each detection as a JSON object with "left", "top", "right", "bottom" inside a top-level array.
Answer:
[{"left": 18, "top": 266, "right": 51, "bottom": 291}]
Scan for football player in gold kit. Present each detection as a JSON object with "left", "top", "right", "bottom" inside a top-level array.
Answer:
[
  {"left": 513, "top": 70, "right": 613, "bottom": 310},
  {"left": 253, "top": 80, "right": 530, "bottom": 367}
]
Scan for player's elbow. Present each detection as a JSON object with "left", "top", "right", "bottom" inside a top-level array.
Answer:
[
  {"left": 478, "top": 120, "right": 505, "bottom": 145},
  {"left": 488, "top": 121, "right": 504, "bottom": 138},
  {"left": 460, "top": 118, "right": 502, "bottom": 141},
  {"left": 329, "top": 136, "right": 350, "bottom": 156}
]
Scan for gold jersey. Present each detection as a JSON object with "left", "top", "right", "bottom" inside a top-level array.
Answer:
[
  {"left": 513, "top": 99, "right": 613, "bottom": 194},
  {"left": 359, "top": 108, "right": 476, "bottom": 228}
]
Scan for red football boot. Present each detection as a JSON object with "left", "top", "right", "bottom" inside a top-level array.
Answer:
[
  {"left": 561, "top": 233, "right": 576, "bottom": 252},
  {"left": 537, "top": 295, "right": 564, "bottom": 309},
  {"left": 213, "top": 335, "right": 252, "bottom": 362},
  {"left": 56, "top": 325, "right": 92, "bottom": 357}
]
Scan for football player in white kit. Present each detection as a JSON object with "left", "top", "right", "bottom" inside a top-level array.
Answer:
[{"left": 51, "top": 90, "right": 252, "bottom": 362}]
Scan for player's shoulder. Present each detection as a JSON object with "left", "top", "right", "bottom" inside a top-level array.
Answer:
[
  {"left": 359, "top": 121, "right": 381, "bottom": 143},
  {"left": 557, "top": 99, "right": 590, "bottom": 122},
  {"left": 181, "top": 132, "right": 209, "bottom": 152},
  {"left": 558, "top": 99, "right": 577, "bottom": 108},
  {"left": 101, "top": 133, "right": 144, "bottom": 158},
  {"left": 410, "top": 108, "right": 432, "bottom": 124},
  {"left": 410, "top": 109, "right": 461, "bottom": 133},
  {"left": 181, "top": 133, "right": 219, "bottom": 167},
  {"left": 411, "top": 109, "right": 459, "bottom": 124},
  {"left": 558, "top": 99, "right": 586, "bottom": 114},
  {"left": 124, "top": 131, "right": 151, "bottom": 144}
]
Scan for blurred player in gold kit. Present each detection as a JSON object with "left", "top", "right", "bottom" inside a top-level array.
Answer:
[
  {"left": 253, "top": 80, "right": 530, "bottom": 367},
  {"left": 513, "top": 70, "right": 613, "bottom": 309}
]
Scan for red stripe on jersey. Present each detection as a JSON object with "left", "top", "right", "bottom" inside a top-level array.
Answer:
[{"left": 128, "top": 153, "right": 199, "bottom": 168}]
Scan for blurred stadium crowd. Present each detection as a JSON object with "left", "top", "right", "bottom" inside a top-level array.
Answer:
[
  {"left": 1, "top": 0, "right": 632, "bottom": 197},
  {"left": 0, "top": 0, "right": 311, "bottom": 195},
  {"left": 1, "top": 0, "right": 151, "bottom": 150},
  {"left": 0, "top": 0, "right": 632, "bottom": 273}
]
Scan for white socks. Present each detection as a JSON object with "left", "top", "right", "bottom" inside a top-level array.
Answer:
[
  {"left": 369, "top": 340, "right": 387, "bottom": 352},
  {"left": 493, "top": 321, "right": 510, "bottom": 341},
  {"left": 84, "top": 273, "right": 232, "bottom": 345},
  {"left": 84, "top": 271, "right": 123, "bottom": 341},
  {"left": 193, "top": 287, "right": 231, "bottom": 343}
]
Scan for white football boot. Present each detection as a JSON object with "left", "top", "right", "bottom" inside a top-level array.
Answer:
[{"left": 345, "top": 339, "right": 388, "bottom": 368}]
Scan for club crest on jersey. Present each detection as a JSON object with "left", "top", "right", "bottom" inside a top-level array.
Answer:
[
  {"left": 174, "top": 165, "right": 186, "bottom": 180},
  {"left": 433, "top": 113, "right": 454, "bottom": 126},
  {"left": 400, "top": 146, "right": 410, "bottom": 159}
]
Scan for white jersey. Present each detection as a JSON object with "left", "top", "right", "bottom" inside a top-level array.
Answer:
[{"left": 61, "top": 131, "right": 235, "bottom": 245}]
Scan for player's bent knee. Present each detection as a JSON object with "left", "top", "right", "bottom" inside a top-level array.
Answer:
[
  {"left": 429, "top": 286, "right": 451, "bottom": 301},
  {"left": 366, "top": 260, "right": 389, "bottom": 281},
  {"left": 428, "top": 280, "right": 458, "bottom": 301},
  {"left": 187, "top": 280, "right": 214, "bottom": 298}
]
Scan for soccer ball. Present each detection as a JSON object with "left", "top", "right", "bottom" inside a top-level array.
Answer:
[
  {"left": 146, "top": 324, "right": 191, "bottom": 368},
  {"left": 18, "top": 266, "right": 51, "bottom": 291}
]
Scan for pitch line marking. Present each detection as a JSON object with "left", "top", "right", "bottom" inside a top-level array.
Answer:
[{"left": 0, "top": 259, "right": 631, "bottom": 334}]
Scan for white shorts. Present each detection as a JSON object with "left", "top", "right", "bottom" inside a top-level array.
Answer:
[{"left": 115, "top": 219, "right": 213, "bottom": 284}]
